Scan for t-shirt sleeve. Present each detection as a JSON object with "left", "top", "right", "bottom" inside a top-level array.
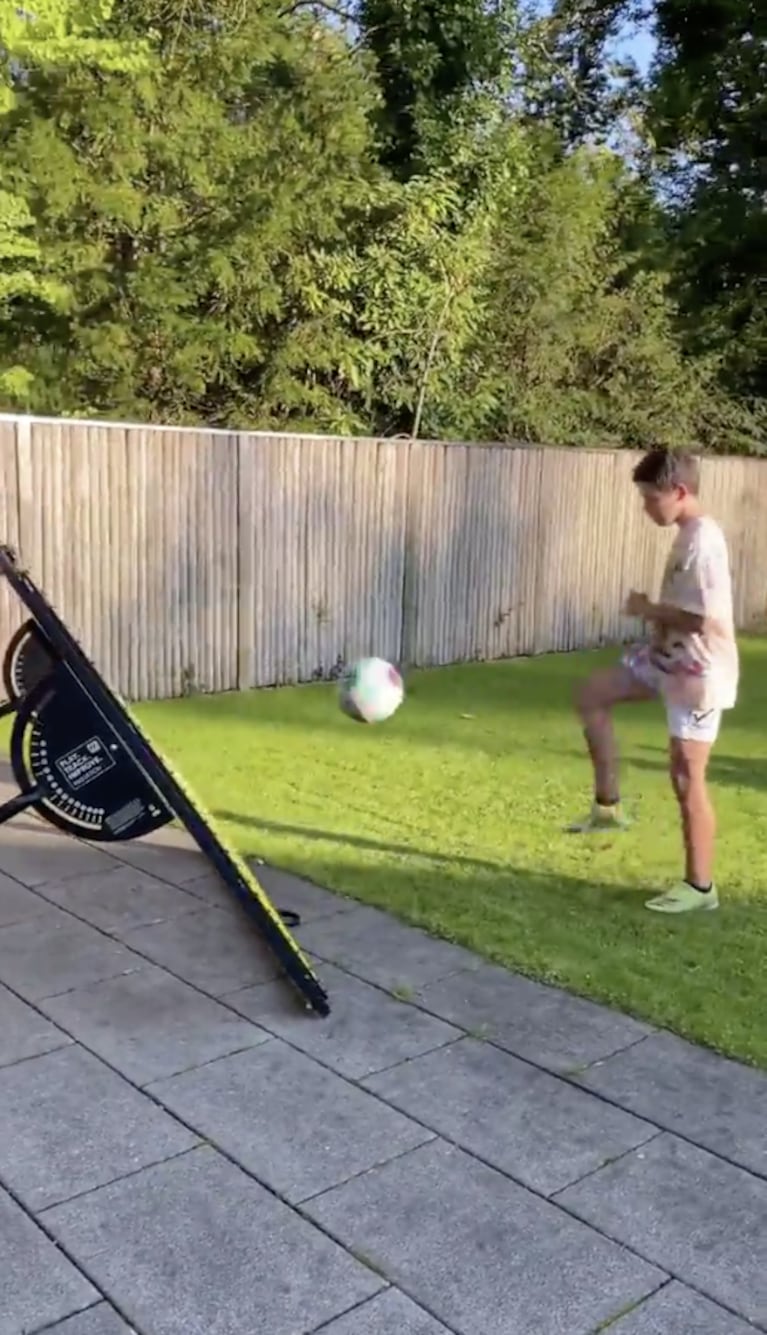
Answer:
[{"left": 676, "top": 524, "right": 731, "bottom": 617}]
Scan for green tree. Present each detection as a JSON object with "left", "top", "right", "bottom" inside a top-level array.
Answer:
[
  {"left": 649, "top": 0, "right": 767, "bottom": 404},
  {"left": 339, "top": 127, "right": 748, "bottom": 450},
  {"left": 357, "top": 0, "right": 508, "bottom": 176},
  {"left": 0, "top": 1, "right": 384, "bottom": 428},
  {"left": 387, "top": 140, "right": 758, "bottom": 450},
  {"left": 0, "top": 0, "right": 146, "bottom": 113},
  {"left": 339, "top": 109, "right": 529, "bottom": 436},
  {"left": 2, "top": 0, "right": 759, "bottom": 450},
  {"left": 478, "top": 144, "right": 762, "bottom": 449},
  {"left": 0, "top": 0, "right": 149, "bottom": 396}
]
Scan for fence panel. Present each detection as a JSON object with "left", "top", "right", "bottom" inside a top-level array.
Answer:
[
  {"left": 403, "top": 443, "right": 553, "bottom": 665},
  {"left": 0, "top": 416, "right": 764, "bottom": 699},
  {"left": 700, "top": 455, "right": 767, "bottom": 629},
  {"left": 238, "top": 434, "right": 407, "bottom": 687},
  {"left": 0, "top": 419, "right": 22, "bottom": 651},
  {"left": 13, "top": 420, "right": 238, "bottom": 698}
]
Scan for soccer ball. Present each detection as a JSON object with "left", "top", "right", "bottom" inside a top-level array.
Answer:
[{"left": 338, "top": 657, "right": 404, "bottom": 724}]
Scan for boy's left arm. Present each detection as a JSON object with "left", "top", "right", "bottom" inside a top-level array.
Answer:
[
  {"left": 638, "top": 598, "right": 706, "bottom": 635},
  {"left": 625, "top": 544, "right": 724, "bottom": 638}
]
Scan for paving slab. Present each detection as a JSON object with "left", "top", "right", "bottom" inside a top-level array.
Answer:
[
  {"left": 0, "top": 1043, "right": 198, "bottom": 1210},
  {"left": 34, "top": 864, "right": 203, "bottom": 934},
  {"left": 116, "top": 906, "right": 280, "bottom": 994},
  {"left": 103, "top": 827, "right": 208, "bottom": 884},
  {"left": 0, "top": 817, "right": 115, "bottom": 886},
  {"left": 225, "top": 962, "right": 460, "bottom": 1080},
  {"left": 304, "top": 1138, "right": 666, "bottom": 1335},
  {"left": 255, "top": 864, "right": 356, "bottom": 922},
  {"left": 42, "top": 1145, "right": 385, "bottom": 1335},
  {"left": 415, "top": 961, "right": 653, "bottom": 1073},
  {"left": 296, "top": 905, "right": 479, "bottom": 990},
  {"left": 163, "top": 864, "right": 353, "bottom": 921},
  {"left": 175, "top": 871, "right": 238, "bottom": 912},
  {"left": 3, "top": 820, "right": 766, "bottom": 1335},
  {"left": 0, "top": 1185, "right": 98, "bottom": 1335},
  {"left": 363, "top": 1037, "right": 657, "bottom": 1196},
  {"left": 0, "top": 907, "right": 140, "bottom": 1001},
  {"left": 609, "top": 1281, "right": 758, "bottom": 1334},
  {"left": 43, "top": 1303, "right": 137, "bottom": 1335},
  {"left": 148, "top": 1039, "right": 432, "bottom": 1203},
  {"left": 0, "top": 871, "right": 48, "bottom": 926},
  {"left": 556, "top": 1132, "right": 767, "bottom": 1328},
  {"left": 577, "top": 1030, "right": 767, "bottom": 1177},
  {"left": 316, "top": 1288, "right": 452, "bottom": 1334},
  {"left": 0, "top": 980, "right": 72, "bottom": 1069},
  {"left": 40, "top": 964, "right": 269, "bottom": 1086}
]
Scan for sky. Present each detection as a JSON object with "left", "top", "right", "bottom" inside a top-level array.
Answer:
[{"left": 615, "top": 20, "right": 656, "bottom": 76}]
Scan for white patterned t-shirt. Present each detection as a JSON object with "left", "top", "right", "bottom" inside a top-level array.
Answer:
[{"left": 648, "top": 515, "right": 739, "bottom": 710}]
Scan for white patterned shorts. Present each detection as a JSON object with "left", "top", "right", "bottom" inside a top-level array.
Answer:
[{"left": 622, "top": 646, "right": 722, "bottom": 744}]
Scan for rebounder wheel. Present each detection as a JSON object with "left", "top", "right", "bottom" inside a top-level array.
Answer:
[
  {"left": 10, "top": 665, "right": 172, "bottom": 841},
  {"left": 0, "top": 619, "right": 55, "bottom": 715}
]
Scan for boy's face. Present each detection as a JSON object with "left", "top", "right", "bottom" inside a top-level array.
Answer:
[{"left": 637, "top": 482, "right": 686, "bottom": 527}]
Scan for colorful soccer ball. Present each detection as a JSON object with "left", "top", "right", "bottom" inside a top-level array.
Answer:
[{"left": 338, "top": 657, "right": 404, "bottom": 724}]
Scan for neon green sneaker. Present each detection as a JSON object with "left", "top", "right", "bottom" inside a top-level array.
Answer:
[
  {"left": 565, "top": 801, "right": 629, "bottom": 833},
  {"left": 645, "top": 882, "right": 719, "bottom": 914}
]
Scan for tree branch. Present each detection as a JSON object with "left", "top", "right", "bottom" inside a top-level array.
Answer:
[{"left": 278, "top": 0, "right": 357, "bottom": 22}]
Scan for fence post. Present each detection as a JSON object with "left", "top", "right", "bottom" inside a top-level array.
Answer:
[
  {"left": 236, "top": 431, "right": 252, "bottom": 691},
  {"left": 399, "top": 438, "right": 420, "bottom": 671}
]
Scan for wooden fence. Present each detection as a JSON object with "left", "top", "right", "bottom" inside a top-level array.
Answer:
[{"left": 1, "top": 414, "right": 766, "bottom": 700}]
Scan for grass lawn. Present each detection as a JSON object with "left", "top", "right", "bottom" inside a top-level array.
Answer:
[{"left": 138, "top": 639, "right": 767, "bottom": 1069}]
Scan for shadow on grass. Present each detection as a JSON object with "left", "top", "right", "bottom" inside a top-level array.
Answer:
[
  {"left": 556, "top": 744, "right": 767, "bottom": 794},
  {"left": 216, "top": 810, "right": 506, "bottom": 874},
  {"left": 633, "top": 750, "right": 767, "bottom": 793},
  {"left": 228, "top": 806, "right": 766, "bottom": 910},
  {"left": 276, "top": 847, "right": 767, "bottom": 1066}
]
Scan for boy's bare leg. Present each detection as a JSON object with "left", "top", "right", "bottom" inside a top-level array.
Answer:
[
  {"left": 574, "top": 665, "right": 656, "bottom": 806},
  {"left": 669, "top": 737, "right": 715, "bottom": 888},
  {"left": 645, "top": 732, "right": 720, "bottom": 911}
]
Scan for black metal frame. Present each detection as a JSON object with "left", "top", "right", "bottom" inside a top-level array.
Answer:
[{"left": 0, "top": 545, "right": 329, "bottom": 1016}]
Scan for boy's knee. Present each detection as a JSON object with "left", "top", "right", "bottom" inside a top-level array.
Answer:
[
  {"left": 574, "top": 673, "right": 608, "bottom": 719},
  {"left": 670, "top": 764, "right": 689, "bottom": 802},
  {"left": 669, "top": 742, "right": 709, "bottom": 803},
  {"left": 573, "top": 679, "right": 594, "bottom": 718}
]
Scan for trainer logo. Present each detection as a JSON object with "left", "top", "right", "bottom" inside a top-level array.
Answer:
[{"left": 56, "top": 736, "right": 116, "bottom": 791}]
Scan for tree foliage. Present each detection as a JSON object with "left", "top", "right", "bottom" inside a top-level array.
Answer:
[
  {"left": 0, "top": 1, "right": 382, "bottom": 427},
  {"left": 520, "top": 0, "right": 642, "bottom": 146},
  {"left": 0, "top": 0, "right": 149, "bottom": 395},
  {"left": 0, "top": 0, "right": 763, "bottom": 451},
  {"left": 650, "top": 0, "right": 767, "bottom": 405},
  {"left": 357, "top": 0, "right": 507, "bottom": 177}
]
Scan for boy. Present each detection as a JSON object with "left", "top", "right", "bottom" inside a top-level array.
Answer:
[{"left": 567, "top": 447, "right": 739, "bottom": 913}]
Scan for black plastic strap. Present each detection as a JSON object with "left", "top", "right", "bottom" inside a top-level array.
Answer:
[{"left": 278, "top": 909, "right": 301, "bottom": 928}]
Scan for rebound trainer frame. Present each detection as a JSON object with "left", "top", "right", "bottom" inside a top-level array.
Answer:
[{"left": 0, "top": 545, "right": 329, "bottom": 1016}]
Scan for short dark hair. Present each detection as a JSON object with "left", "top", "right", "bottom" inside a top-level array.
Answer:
[{"left": 632, "top": 448, "right": 700, "bottom": 494}]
